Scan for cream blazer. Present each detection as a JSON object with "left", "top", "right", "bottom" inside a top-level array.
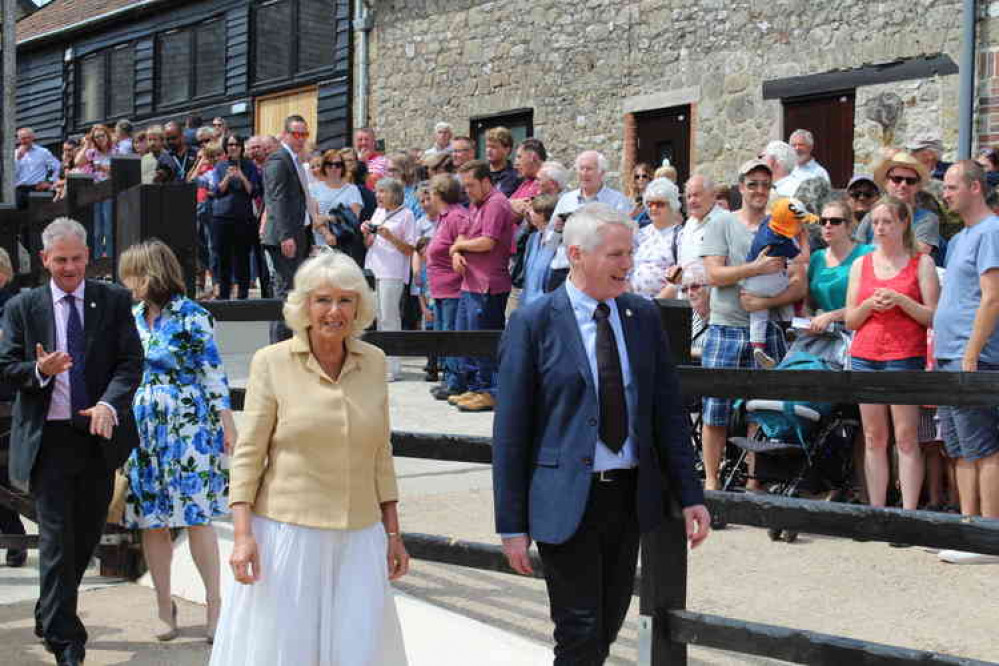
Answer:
[{"left": 229, "top": 334, "right": 399, "bottom": 530}]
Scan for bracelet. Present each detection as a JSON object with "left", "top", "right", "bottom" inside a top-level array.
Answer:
[{"left": 386, "top": 531, "right": 401, "bottom": 538}]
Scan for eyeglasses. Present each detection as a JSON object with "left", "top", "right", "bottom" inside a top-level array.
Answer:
[
  {"left": 290, "top": 131, "right": 310, "bottom": 139},
  {"left": 819, "top": 217, "right": 847, "bottom": 226},
  {"left": 887, "top": 174, "right": 919, "bottom": 186},
  {"left": 745, "top": 180, "right": 772, "bottom": 191},
  {"left": 634, "top": 173, "right": 651, "bottom": 180},
  {"left": 849, "top": 189, "right": 878, "bottom": 200}
]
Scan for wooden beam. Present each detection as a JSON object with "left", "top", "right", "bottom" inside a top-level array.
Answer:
[
  {"left": 668, "top": 610, "right": 996, "bottom": 666},
  {"left": 763, "top": 54, "right": 959, "bottom": 100},
  {"left": 705, "top": 491, "right": 999, "bottom": 555}
]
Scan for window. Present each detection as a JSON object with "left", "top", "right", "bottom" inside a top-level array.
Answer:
[
  {"left": 253, "top": 0, "right": 338, "bottom": 85},
  {"left": 471, "top": 110, "right": 534, "bottom": 159},
  {"left": 156, "top": 17, "right": 226, "bottom": 108},
  {"left": 77, "top": 44, "right": 134, "bottom": 126}
]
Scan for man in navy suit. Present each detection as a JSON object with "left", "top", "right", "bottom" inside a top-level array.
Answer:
[{"left": 493, "top": 203, "right": 710, "bottom": 665}]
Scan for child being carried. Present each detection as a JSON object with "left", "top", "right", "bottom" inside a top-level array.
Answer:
[{"left": 744, "top": 197, "right": 815, "bottom": 368}]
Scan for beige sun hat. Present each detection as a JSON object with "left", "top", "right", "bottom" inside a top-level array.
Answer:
[{"left": 873, "top": 151, "right": 930, "bottom": 187}]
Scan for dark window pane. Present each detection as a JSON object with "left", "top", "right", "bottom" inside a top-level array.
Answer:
[
  {"left": 254, "top": 0, "right": 292, "bottom": 83},
  {"left": 108, "top": 46, "right": 134, "bottom": 118},
  {"left": 158, "top": 30, "right": 191, "bottom": 107},
  {"left": 298, "top": 0, "right": 336, "bottom": 73},
  {"left": 78, "top": 54, "right": 105, "bottom": 124},
  {"left": 195, "top": 19, "right": 226, "bottom": 97}
]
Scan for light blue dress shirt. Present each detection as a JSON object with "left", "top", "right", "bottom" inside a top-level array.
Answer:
[
  {"left": 14, "top": 144, "right": 61, "bottom": 187},
  {"left": 564, "top": 279, "right": 638, "bottom": 471}
]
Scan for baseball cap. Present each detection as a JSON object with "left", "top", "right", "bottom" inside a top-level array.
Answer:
[
  {"left": 739, "top": 158, "right": 773, "bottom": 178},
  {"left": 846, "top": 174, "right": 879, "bottom": 192}
]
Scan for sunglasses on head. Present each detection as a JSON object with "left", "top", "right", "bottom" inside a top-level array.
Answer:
[
  {"left": 820, "top": 216, "right": 847, "bottom": 226},
  {"left": 887, "top": 174, "right": 919, "bottom": 186}
]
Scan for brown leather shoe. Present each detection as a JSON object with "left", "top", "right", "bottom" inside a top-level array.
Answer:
[
  {"left": 457, "top": 392, "right": 496, "bottom": 412},
  {"left": 447, "top": 391, "right": 476, "bottom": 406}
]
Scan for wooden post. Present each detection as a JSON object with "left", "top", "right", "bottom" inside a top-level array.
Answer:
[
  {"left": 1, "top": 0, "right": 15, "bottom": 205},
  {"left": 109, "top": 155, "right": 141, "bottom": 279},
  {"left": 639, "top": 513, "right": 689, "bottom": 665}
]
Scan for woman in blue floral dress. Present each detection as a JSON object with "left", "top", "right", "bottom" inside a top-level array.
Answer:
[{"left": 119, "top": 240, "right": 237, "bottom": 643}]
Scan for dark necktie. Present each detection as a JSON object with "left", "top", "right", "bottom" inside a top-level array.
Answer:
[
  {"left": 65, "top": 294, "right": 89, "bottom": 419},
  {"left": 594, "top": 302, "right": 627, "bottom": 453}
]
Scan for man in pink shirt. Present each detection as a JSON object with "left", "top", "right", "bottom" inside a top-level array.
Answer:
[
  {"left": 509, "top": 138, "right": 547, "bottom": 221},
  {"left": 354, "top": 127, "right": 389, "bottom": 188},
  {"left": 448, "top": 160, "right": 515, "bottom": 412}
]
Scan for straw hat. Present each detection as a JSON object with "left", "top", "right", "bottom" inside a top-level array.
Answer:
[{"left": 873, "top": 151, "right": 929, "bottom": 188}]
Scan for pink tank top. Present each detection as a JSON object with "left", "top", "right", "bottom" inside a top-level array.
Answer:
[{"left": 851, "top": 253, "right": 927, "bottom": 361}]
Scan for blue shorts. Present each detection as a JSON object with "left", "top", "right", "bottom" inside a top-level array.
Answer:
[
  {"left": 849, "top": 356, "right": 924, "bottom": 372},
  {"left": 701, "top": 323, "right": 786, "bottom": 427},
  {"left": 936, "top": 359, "right": 999, "bottom": 461}
]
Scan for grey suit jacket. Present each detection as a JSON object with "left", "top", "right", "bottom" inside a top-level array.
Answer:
[
  {"left": 262, "top": 146, "right": 308, "bottom": 247},
  {"left": 0, "top": 280, "right": 143, "bottom": 491}
]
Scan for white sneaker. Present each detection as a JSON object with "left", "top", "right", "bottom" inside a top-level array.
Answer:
[{"left": 938, "top": 549, "right": 999, "bottom": 564}]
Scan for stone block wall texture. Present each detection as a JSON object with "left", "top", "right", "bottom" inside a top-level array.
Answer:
[{"left": 367, "top": 0, "right": 987, "bottom": 185}]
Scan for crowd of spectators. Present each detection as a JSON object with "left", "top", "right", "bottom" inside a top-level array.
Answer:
[{"left": 13, "top": 113, "right": 999, "bottom": 561}]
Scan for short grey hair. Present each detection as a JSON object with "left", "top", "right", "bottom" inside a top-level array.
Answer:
[
  {"left": 789, "top": 129, "right": 815, "bottom": 147},
  {"left": 643, "top": 177, "right": 681, "bottom": 211},
  {"left": 539, "top": 161, "right": 570, "bottom": 191},
  {"left": 196, "top": 126, "right": 215, "bottom": 142},
  {"left": 563, "top": 203, "right": 637, "bottom": 254},
  {"left": 574, "top": 150, "right": 609, "bottom": 175},
  {"left": 763, "top": 140, "right": 796, "bottom": 174},
  {"left": 686, "top": 172, "right": 716, "bottom": 192},
  {"left": 42, "top": 217, "right": 88, "bottom": 250},
  {"left": 434, "top": 121, "right": 452, "bottom": 133},
  {"left": 283, "top": 250, "right": 376, "bottom": 337},
  {"left": 375, "top": 177, "right": 405, "bottom": 209}
]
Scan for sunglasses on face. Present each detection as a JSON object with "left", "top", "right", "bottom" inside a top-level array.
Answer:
[
  {"left": 324, "top": 162, "right": 344, "bottom": 168},
  {"left": 634, "top": 173, "right": 651, "bottom": 180},
  {"left": 290, "top": 131, "right": 310, "bottom": 139},
  {"left": 745, "top": 180, "right": 771, "bottom": 191},
  {"left": 820, "top": 217, "right": 847, "bottom": 226},
  {"left": 849, "top": 189, "right": 878, "bottom": 200},
  {"left": 887, "top": 174, "right": 919, "bottom": 186},
  {"left": 646, "top": 200, "right": 670, "bottom": 209}
]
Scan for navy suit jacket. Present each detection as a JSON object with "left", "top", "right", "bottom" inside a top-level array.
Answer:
[{"left": 493, "top": 286, "right": 704, "bottom": 545}]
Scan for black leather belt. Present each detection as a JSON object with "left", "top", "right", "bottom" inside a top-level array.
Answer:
[{"left": 592, "top": 468, "right": 637, "bottom": 483}]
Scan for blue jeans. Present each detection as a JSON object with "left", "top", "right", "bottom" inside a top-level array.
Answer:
[
  {"left": 93, "top": 199, "right": 113, "bottom": 258},
  {"left": 434, "top": 297, "right": 461, "bottom": 385},
  {"left": 456, "top": 291, "right": 508, "bottom": 396}
]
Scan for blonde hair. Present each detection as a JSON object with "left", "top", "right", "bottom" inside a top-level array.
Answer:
[
  {"left": 283, "top": 250, "right": 376, "bottom": 336},
  {"left": 0, "top": 247, "right": 13, "bottom": 280},
  {"left": 871, "top": 196, "right": 917, "bottom": 256},
  {"left": 201, "top": 142, "right": 223, "bottom": 160},
  {"left": 654, "top": 164, "right": 678, "bottom": 182},
  {"left": 485, "top": 126, "right": 513, "bottom": 150},
  {"left": 118, "top": 239, "right": 186, "bottom": 307}
]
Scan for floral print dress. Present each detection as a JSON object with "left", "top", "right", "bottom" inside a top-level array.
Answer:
[{"left": 124, "top": 297, "right": 231, "bottom": 529}]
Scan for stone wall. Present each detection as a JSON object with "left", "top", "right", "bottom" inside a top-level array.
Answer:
[{"left": 366, "top": 0, "right": 977, "bottom": 186}]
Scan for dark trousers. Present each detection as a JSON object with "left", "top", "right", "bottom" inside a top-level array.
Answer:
[
  {"left": 212, "top": 217, "right": 255, "bottom": 300},
  {"left": 537, "top": 475, "right": 640, "bottom": 666},
  {"left": 32, "top": 423, "right": 113, "bottom": 653},
  {"left": 266, "top": 226, "right": 311, "bottom": 343},
  {"left": 0, "top": 465, "right": 26, "bottom": 540},
  {"left": 250, "top": 234, "right": 272, "bottom": 298},
  {"left": 457, "top": 291, "right": 509, "bottom": 396}
]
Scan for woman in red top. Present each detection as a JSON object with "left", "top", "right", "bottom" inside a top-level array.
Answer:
[{"left": 846, "top": 197, "right": 939, "bottom": 511}]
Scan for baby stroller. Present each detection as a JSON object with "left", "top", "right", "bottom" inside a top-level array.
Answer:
[{"left": 722, "top": 342, "right": 861, "bottom": 543}]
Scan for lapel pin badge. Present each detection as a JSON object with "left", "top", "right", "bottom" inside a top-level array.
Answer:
[
  {"left": 625, "top": 309, "right": 633, "bottom": 317},
  {"left": 90, "top": 302, "right": 96, "bottom": 309}
]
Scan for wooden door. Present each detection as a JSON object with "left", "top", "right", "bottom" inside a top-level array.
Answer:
[
  {"left": 255, "top": 87, "right": 318, "bottom": 137},
  {"left": 783, "top": 91, "right": 855, "bottom": 189},
  {"left": 635, "top": 106, "right": 691, "bottom": 187}
]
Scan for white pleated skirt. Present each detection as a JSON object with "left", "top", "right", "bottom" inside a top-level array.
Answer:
[{"left": 209, "top": 515, "right": 408, "bottom": 666}]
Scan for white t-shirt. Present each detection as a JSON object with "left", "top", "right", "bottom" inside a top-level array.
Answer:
[{"left": 310, "top": 181, "right": 362, "bottom": 215}]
